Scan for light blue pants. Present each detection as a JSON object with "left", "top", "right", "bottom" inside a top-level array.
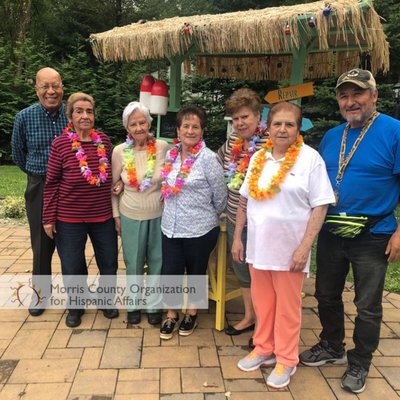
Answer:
[{"left": 120, "top": 214, "right": 162, "bottom": 313}]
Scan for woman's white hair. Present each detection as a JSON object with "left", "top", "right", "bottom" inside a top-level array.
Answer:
[{"left": 122, "top": 101, "right": 153, "bottom": 129}]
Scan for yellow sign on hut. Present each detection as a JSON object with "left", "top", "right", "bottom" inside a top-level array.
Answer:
[{"left": 264, "top": 82, "right": 314, "bottom": 104}]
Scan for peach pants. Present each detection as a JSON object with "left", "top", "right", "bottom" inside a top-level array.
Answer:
[{"left": 250, "top": 266, "right": 304, "bottom": 367}]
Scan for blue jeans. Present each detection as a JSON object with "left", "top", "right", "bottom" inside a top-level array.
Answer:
[
  {"left": 55, "top": 219, "right": 118, "bottom": 309},
  {"left": 315, "top": 229, "right": 390, "bottom": 370}
]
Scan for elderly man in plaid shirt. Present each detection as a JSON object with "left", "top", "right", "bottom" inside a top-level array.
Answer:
[{"left": 12, "top": 67, "right": 67, "bottom": 316}]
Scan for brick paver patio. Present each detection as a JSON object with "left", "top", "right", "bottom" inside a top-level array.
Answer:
[{"left": 0, "top": 223, "right": 399, "bottom": 399}]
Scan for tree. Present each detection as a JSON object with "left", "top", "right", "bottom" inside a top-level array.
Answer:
[
  {"left": 0, "top": 38, "right": 53, "bottom": 162},
  {"left": 1, "top": 0, "right": 400, "bottom": 162},
  {"left": 374, "top": 0, "right": 400, "bottom": 82}
]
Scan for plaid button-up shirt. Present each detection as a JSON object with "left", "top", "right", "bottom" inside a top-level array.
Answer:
[{"left": 12, "top": 102, "right": 67, "bottom": 175}]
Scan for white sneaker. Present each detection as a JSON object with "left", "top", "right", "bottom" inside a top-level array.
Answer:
[
  {"left": 237, "top": 350, "right": 276, "bottom": 372},
  {"left": 267, "top": 363, "right": 297, "bottom": 388}
]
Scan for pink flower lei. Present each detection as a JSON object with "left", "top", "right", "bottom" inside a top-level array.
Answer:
[
  {"left": 64, "top": 123, "right": 109, "bottom": 186},
  {"left": 161, "top": 140, "right": 205, "bottom": 198}
]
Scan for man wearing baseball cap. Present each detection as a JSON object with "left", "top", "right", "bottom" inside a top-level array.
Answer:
[{"left": 299, "top": 68, "right": 400, "bottom": 394}]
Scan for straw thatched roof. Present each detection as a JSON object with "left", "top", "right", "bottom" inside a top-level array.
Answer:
[{"left": 90, "top": 0, "right": 389, "bottom": 81}]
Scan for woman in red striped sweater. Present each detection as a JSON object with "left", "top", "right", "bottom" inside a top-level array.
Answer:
[{"left": 42, "top": 92, "right": 118, "bottom": 328}]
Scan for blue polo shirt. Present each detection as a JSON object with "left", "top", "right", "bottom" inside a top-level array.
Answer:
[{"left": 319, "top": 113, "right": 400, "bottom": 234}]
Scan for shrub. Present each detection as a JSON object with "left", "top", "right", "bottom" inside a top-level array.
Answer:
[{"left": 1, "top": 196, "right": 26, "bottom": 219}]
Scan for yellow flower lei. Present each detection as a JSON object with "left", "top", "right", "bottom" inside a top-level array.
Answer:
[{"left": 248, "top": 135, "right": 303, "bottom": 200}]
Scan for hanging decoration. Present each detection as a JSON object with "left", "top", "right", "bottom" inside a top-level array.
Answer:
[
  {"left": 181, "top": 22, "right": 193, "bottom": 37},
  {"left": 323, "top": 4, "right": 332, "bottom": 17},
  {"left": 284, "top": 24, "right": 290, "bottom": 35},
  {"left": 308, "top": 16, "right": 316, "bottom": 28},
  {"left": 196, "top": 52, "right": 361, "bottom": 81}
]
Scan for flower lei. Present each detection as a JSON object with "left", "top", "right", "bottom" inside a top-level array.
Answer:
[
  {"left": 248, "top": 135, "right": 303, "bottom": 200},
  {"left": 161, "top": 140, "right": 205, "bottom": 198},
  {"left": 64, "top": 123, "right": 108, "bottom": 186},
  {"left": 123, "top": 135, "right": 156, "bottom": 192},
  {"left": 226, "top": 133, "right": 259, "bottom": 190},
  {"left": 225, "top": 124, "right": 267, "bottom": 190}
]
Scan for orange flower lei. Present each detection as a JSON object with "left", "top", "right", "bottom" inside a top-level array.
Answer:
[{"left": 248, "top": 135, "right": 303, "bottom": 200}]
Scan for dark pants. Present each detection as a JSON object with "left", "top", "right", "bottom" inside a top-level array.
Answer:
[
  {"left": 315, "top": 229, "right": 390, "bottom": 370},
  {"left": 55, "top": 219, "right": 118, "bottom": 309},
  {"left": 161, "top": 226, "right": 219, "bottom": 308},
  {"left": 25, "top": 174, "right": 55, "bottom": 300},
  {"left": 162, "top": 226, "right": 220, "bottom": 275}
]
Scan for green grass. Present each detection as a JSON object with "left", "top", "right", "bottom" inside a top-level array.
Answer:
[{"left": 0, "top": 165, "right": 26, "bottom": 197}]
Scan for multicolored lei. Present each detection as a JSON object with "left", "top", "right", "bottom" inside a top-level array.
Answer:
[
  {"left": 161, "top": 140, "right": 205, "bottom": 198},
  {"left": 65, "top": 123, "right": 108, "bottom": 186},
  {"left": 225, "top": 132, "right": 260, "bottom": 190},
  {"left": 123, "top": 135, "right": 156, "bottom": 192}
]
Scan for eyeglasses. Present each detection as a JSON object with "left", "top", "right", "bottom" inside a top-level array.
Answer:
[{"left": 36, "top": 84, "right": 63, "bottom": 91}]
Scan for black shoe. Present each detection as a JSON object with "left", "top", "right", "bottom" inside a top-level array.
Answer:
[
  {"left": 102, "top": 309, "right": 119, "bottom": 319},
  {"left": 300, "top": 340, "right": 347, "bottom": 366},
  {"left": 28, "top": 307, "right": 45, "bottom": 317},
  {"left": 147, "top": 312, "right": 162, "bottom": 325},
  {"left": 341, "top": 364, "right": 368, "bottom": 394},
  {"left": 225, "top": 323, "right": 255, "bottom": 336},
  {"left": 178, "top": 314, "right": 198, "bottom": 336},
  {"left": 66, "top": 309, "right": 85, "bottom": 328},
  {"left": 248, "top": 337, "right": 255, "bottom": 350},
  {"left": 160, "top": 316, "right": 179, "bottom": 340},
  {"left": 127, "top": 310, "right": 141, "bottom": 324}
]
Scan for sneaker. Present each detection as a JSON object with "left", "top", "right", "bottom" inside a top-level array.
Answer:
[
  {"left": 160, "top": 316, "right": 179, "bottom": 340},
  {"left": 237, "top": 350, "right": 276, "bottom": 372},
  {"left": 300, "top": 340, "right": 347, "bottom": 366},
  {"left": 267, "top": 363, "right": 297, "bottom": 388},
  {"left": 341, "top": 364, "right": 368, "bottom": 394},
  {"left": 178, "top": 314, "right": 198, "bottom": 336}
]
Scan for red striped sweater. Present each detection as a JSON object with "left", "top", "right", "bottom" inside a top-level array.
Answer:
[{"left": 42, "top": 131, "right": 113, "bottom": 224}]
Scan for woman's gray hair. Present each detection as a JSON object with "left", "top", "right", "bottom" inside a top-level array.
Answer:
[{"left": 122, "top": 101, "right": 153, "bottom": 129}]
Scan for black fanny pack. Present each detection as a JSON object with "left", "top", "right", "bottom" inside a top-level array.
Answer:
[{"left": 324, "top": 214, "right": 390, "bottom": 239}]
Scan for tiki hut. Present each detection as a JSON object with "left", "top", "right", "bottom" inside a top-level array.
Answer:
[{"left": 90, "top": 0, "right": 389, "bottom": 81}]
